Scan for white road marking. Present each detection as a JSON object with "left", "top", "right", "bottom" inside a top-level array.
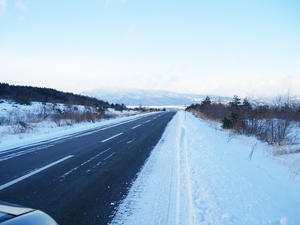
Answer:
[
  {"left": 103, "top": 152, "right": 115, "bottom": 161},
  {"left": 127, "top": 138, "right": 136, "bottom": 144},
  {"left": 0, "top": 144, "right": 55, "bottom": 162},
  {"left": 131, "top": 124, "right": 141, "bottom": 129},
  {"left": 60, "top": 148, "right": 111, "bottom": 180},
  {"left": 145, "top": 120, "right": 151, "bottom": 123},
  {"left": 0, "top": 155, "right": 74, "bottom": 191},
  {"left": 101, "top": 132, "right": 123, "bottom": 142},
  {"left": 0, "top": 114, "right": 155, "bottom": 160}
]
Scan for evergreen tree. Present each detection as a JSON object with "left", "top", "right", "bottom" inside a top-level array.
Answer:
[
  {"left": 222, "top": 95, "right": 243, "bottom": 129},
  {"left": 242, "top": 98, "right": 252, "bottom": 111},
  {"left": 241, "top": 97, "right": 253, "bottom": 119},
  {"left": 200, "top": 96, "right": 211, "bottom": 112},
  {"left": 222, "top": 117, "right": 232, "bottom": 129},
  {"left": 229, "top": 95, "right": 241, "bottom": 125}
]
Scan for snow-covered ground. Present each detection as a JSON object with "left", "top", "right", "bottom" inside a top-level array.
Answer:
[
  {"left": 0, "top": 113, "right": 144, "bottom": 152},
  {"left": 0, "top": 100, "right": 139, "bottom": 151},
  {"left": 111, "top": 111, "right": 300, "bottom": 225},
  {"left": 1, "top": 101, "right": 299, "bottom": 224}
]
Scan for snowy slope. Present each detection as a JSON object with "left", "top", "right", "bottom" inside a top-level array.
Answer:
[
  {"left": 111, "top": 111, "right": 300, "bottom": 225},
  {"left": 81, "top": 88, "right": 225, "bottom": 107},
  {"left": 0, "top": 100, "right": 138, "bottom": 151}
]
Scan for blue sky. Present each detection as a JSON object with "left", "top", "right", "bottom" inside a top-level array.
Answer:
[{"left": 0, "top": 0, "right": 299, "bottom": 97}]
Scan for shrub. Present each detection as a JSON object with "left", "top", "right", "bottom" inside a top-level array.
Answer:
[
  {"left": 222, "top": 118, "right": 232, "bottom": 129},
  {"left": 187, "top": 93, "right": 300, "bottom": 146}
]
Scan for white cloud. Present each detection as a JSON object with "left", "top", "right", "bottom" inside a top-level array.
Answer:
[
  {"left": 1, "top": 50, "right": 299, "bottom": 98},
  {"left": 269, "top": 74, "right": 291, "bottom": 87},
  {"left": 15, "top": 0, "right": 27, "bottom": 12},
  {"left": 0, "top": 51, "right": 142, "bottom": 93},
  {"left": 264, "top": 39, "right": 288, "bottom": 54},
  {"left": 169, "top": 62, "right": 187, "bottom": 72},
  {"left": 192, "top": 73, "right": 300, "bottom": 98},
  {"left": 0, "top": 0, "right": 7, "bottom": 16},
  {"left": 0, "top": 0, "right": 6, "bottom": 7},
  {"left": 239, "top": 54, "right": 248, "bottom": 62}
]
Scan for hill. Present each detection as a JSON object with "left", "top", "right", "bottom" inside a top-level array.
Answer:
[{"left": 0, "top": 83, "right": 115, "bottom": 109}]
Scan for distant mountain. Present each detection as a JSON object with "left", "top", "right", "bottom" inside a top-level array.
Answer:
[{"left": 81, "top": 88, "right": 226, "bottom": 106}]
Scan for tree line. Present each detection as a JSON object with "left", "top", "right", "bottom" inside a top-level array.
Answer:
[
  {"left": 0, "top": 82, "right": 127, "bottom": 111},
  {"left": 186, "top": 94, "right": 300, "bottom": 146}
]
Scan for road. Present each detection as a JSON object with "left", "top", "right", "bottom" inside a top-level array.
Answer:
[{"left": 0, "top": 111, "right": 176, "bottom": 224}]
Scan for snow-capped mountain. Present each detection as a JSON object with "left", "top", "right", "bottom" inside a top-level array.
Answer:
[{"left": 81, "top": 88, "right": 225, "bottom": 106}]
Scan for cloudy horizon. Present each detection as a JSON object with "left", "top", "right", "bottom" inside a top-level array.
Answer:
[{"left": 1, "top": 0, "right": 299, "bottom": 98}]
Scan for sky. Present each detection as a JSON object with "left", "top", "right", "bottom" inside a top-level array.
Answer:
[{"left": 0, "top": 0, "right": 300, "bottom": 98}]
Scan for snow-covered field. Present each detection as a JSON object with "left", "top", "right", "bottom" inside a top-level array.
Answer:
[
  {"left": 111, "top": 111, "right": 300, "bottom": 225},
  {"left": 0, "top": 114, "right": 143, "bottom": 152},
  {"left": 1, "top": 101, "right": 300, "bottom": 224},
  {"left": 0, "top": 100, "right": 139, "bottom": 151}
]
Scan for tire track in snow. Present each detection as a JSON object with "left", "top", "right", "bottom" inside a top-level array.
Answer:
[
  {"left": 179, "top": 123, "right": 197, "bottom": 225},
  {"left": 166, "top": 124, "right": 180, "bottom": 225},
  {"left": 167, "top": 118, "right": 197, "bottom": 225},
  {"left": 110, "top": 112, "right": 197, "bottom": 225}
]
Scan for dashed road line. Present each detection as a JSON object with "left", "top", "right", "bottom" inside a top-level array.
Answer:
[
  {"left": 0, "top": 155, "right": 74, "bottom": 191},
  {"left": 131, "top": 124, "right": 141, "bottom": 129},
  {"left": 101, "top": 133, "right": 123, "bottom": 143}
]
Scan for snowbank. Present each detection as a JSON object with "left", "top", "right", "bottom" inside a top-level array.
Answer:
[
  {"left": 0, "top": 100, "right": 151, "bottom": 152},
  {"left": 111, "top": 111, "right": 300, "bottom": 225}
]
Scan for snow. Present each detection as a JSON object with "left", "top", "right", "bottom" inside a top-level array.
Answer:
[
  {"left": 1, "top": 100, "right": 300, "bottom": 224},
  {"left": 106, "top": 108, "right": 138, "bottom": 116},
  {"left": 0, "top": 100, "right": 138, "bottom": 119},
  {"left": 81, "top": 87, "right": 225, "bottom": 107},
  {"left": 0, "top": 100, "right": 143, "bottom": 152},
  {"left": 110, "top": 111, "right": 300, "bottom": 225}
]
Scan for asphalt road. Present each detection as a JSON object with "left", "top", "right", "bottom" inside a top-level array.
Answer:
[{"left": 0, "top": 111, "right": 176, "bottom": 224}]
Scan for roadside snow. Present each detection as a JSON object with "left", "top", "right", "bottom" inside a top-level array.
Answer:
[
  {"left": 0, "top": 110, "right": 150, "bottom": 152},
  {"left": 0, "top": 100, "right": 142, "bottom": 151},
  {"left": 111, "top": 111, "right": 300, "bottom": 225},
  {"left": 106, "top": 108, "right": 138, "bottom": 116}
]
